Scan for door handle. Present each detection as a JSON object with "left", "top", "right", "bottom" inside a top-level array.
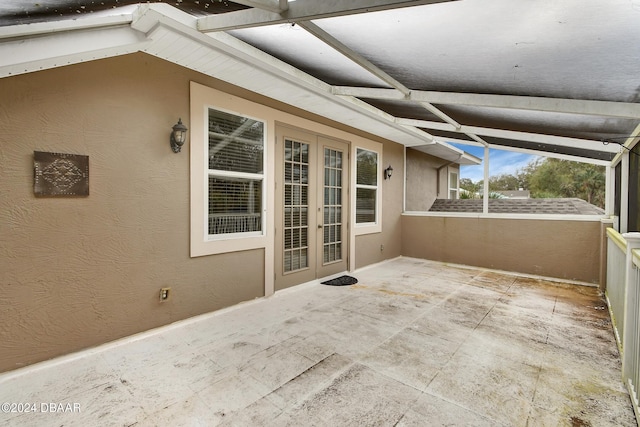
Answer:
[{"left": 318, "top": 224, "right": 323, "bottom": 229}]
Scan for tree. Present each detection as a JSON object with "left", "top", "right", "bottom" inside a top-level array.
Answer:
[
  {"left": 458, "top": 158, "right": 605, "bottom": 208},
  {"left": 489, "top": 174, "right": 522, "bottom": 192},
  {"left": 460, "top": 178, "right": 482, "bottom": 198},
  {"left": 526, "top": 158, "right": 605, "bottom": 207}
]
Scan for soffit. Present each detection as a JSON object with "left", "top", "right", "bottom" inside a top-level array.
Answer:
[{"left": 0, "top": 0, "right": 638, "bottom": 164}]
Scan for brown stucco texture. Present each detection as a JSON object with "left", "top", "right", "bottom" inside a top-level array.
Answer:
[
  {"left": 0, "top": 54, "right": 268, "bottom": 373},
  {"left": 401, "top": 215, "right": 602, "bottom": 284}
]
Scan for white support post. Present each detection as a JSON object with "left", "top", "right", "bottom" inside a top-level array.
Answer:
[
  {"left": 621, "top": 233, "right": 640, "bottom": 379},
  {"left": 605, "top": 165, "right": 613, "bottom": 217},
  {"left": 403, "top": 145, "right": 407, "bottom": 213},
  {"left": 622, "top": 153, "right": 630, "bottom": 233},
  {"left": 483, "top": 146, "right": 490, "bottom": 214}
]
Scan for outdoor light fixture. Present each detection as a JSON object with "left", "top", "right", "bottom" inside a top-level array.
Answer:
[
  {"left": 170, "top": 118, "right": 188, "bottom": 153},
  {"left": 384, "top": 165, "right": 394, "bottom": 180}
]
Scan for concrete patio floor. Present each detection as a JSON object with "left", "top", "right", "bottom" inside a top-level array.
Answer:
[{"left": 0, "top": 257, "right": 636, "bottom": 426}]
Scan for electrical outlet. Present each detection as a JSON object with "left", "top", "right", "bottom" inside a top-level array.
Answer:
[{"left": 159, "top": 287, "right": 171, "bottom": 302}]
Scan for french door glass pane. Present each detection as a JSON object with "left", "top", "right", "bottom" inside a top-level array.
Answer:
[
  {"left": 284, "top": 139, "right": 309, "bottom": 273},
  {"left": 323, "top": 148, "right": 343, "bottom": 264}
]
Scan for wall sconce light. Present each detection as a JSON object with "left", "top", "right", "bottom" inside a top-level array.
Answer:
[
  {"left": 170, "top": 118, "right": 188, "bottom": 153},
  {"left": 384, "top": 165, "right": 394, "bottom": 180}
]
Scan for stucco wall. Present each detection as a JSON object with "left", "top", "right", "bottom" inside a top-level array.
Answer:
[
  {"left": 405, "top": 148, "right": 458, "bottom": 211},
  {"left": 401, "top": 214, "right": 602, "bottom": 283},
  {"left": 0, "top": 53, "right": 403, "bottom": 373},
  {"left": 354, "top": 141, "right": 404, "bottom": 269}
]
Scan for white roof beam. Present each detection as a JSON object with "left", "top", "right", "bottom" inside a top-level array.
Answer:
[
  {"left": 333, "top": 86, "right": 640, "bottom": 119},
  {"left": 296, "top": 20, "right": 434, "bottom": 144},
  {"left": 441, "top": 139, "right": 610, "bottom": 167},
  {"left": 416, "top": 101, "right": 488, "bottom": 146},
  {"left": 395, "top": 118, "right": 620, "bottom": 154},
  {"left": 484, "top": 145, "right": 611, "bottom": 166},
  {"left": 197, "top": 0, "right": 457, "bottom": 32},
  {"left": 296, "top": 23, "right": 463, "bottom": 148},
  {"left": 298, "top": 21, "right": 411, "bottom": 96}
]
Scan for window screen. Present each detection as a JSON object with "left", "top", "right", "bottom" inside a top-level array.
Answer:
[
  {"left": 356, "top": 148, "right": 378, "bottom": 224},
  {"left": 207, "top": 108, "right": 265, "bottom": 236}
]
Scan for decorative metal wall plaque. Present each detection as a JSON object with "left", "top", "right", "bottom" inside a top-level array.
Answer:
[{"left": 34, "top": 151, "right": 89, "bottom": 196}]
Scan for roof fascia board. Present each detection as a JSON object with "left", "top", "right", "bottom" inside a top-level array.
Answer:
[
  {"left": 395, "top": 118, "right": 620, "bottom": 155},
  {"left": 333, "top": 86, "right": 640, "bottom": 119},
  {"left": 434, "top": 141, "right": 482, "bottom": 165},
  {"left": 461, "top": 152, "right": 482, "bottom": 165},
  {"left": 197, "top": 0, "right": 457, "bottom": 32},
  {"left": 0, "top": 24, "right": 148, "bottom": 78}
]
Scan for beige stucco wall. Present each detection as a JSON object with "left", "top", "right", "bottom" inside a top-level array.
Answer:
[
  {"left": 0, "top": 53, "right": 403, "bottom": 373},
  {"left": 354, "top": 141, "right": 404, "bottom": 269},
  {"left": 405, "top": 148, "right": 459, "bottom": 211},
  {"left": 401, "top": 214, "right": 602, "bottom": 283}
]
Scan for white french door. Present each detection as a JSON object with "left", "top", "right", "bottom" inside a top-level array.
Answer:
[{"left": 275, "top": 125, "right": 349, "bottom": 290}]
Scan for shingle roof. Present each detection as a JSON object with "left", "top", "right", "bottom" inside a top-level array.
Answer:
[{"left": 429, "top": 198, "right": 605, "bottom": 215}]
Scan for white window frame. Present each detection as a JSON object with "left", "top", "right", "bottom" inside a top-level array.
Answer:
[
  {"left": 449, "top": 169, "right": 459, "bottom": 200},
  {"left": 190, "top": 83, "right": 269, "bottom": 257},
  {"left": 206, "top": 109, "right": 266, "bottom": 240},
  {"left": 353, "top": 142, "right": 382, "bottom": 235}
]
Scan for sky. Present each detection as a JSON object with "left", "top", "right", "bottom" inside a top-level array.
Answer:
[{"left": 450, "top": 143, "right": 540, "bottom": 183}]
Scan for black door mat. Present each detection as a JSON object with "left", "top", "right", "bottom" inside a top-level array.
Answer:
[{"left": 321, "top": 275, "right": 358, "bottom": 286}]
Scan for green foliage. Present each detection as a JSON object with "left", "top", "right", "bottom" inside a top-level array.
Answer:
[
  {"left": 461, "top": 158, "right": 606, "bottom": 208},
  {"left": 488, "top": 174, "right": 522, "bottom": 191},
  {"left": 460, "top": 178, "right": 482, "bottom": 198},
  {"left": 526, "top": 158, "right": 605, "bottom": 207}
]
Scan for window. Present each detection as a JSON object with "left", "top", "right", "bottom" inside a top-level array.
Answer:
[
  {"left": 207, "top": 108, "right": 265, "bottom": 237},
  {"left": 356, "top": 148, "right": 378, "bottom": 224},
  {"left": 191, "top": 82, "right": 271, "bottom": 257},
  {"left": 449, "top": 171, "right": 459, "bottom": 199}
]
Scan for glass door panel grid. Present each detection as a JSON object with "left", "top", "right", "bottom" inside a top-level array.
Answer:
[
  {"left": 323, "top": 148, "right": 343, "bottom": 264},
  {"left": 284, "top": 139, "right": 309, "bottom": 272}
]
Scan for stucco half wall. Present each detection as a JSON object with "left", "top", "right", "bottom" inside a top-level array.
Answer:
[{"left": 401, "top": 214, "right": 602, "bottom": 284}]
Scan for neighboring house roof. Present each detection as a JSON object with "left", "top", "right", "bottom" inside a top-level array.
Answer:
[
  {"left": 429, "top": 198, "right": 605, "bottom": 215},
  {"left": 497, "top": 190, "right": 531, "bottom": 199}
]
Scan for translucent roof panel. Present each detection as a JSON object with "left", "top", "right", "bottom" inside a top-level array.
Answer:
[
  {"left": 228, "top": 25, "right": 392, "bottom": 88},
  {"left": 312, "top": 0, "right": 640, "bottom": 102}
]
